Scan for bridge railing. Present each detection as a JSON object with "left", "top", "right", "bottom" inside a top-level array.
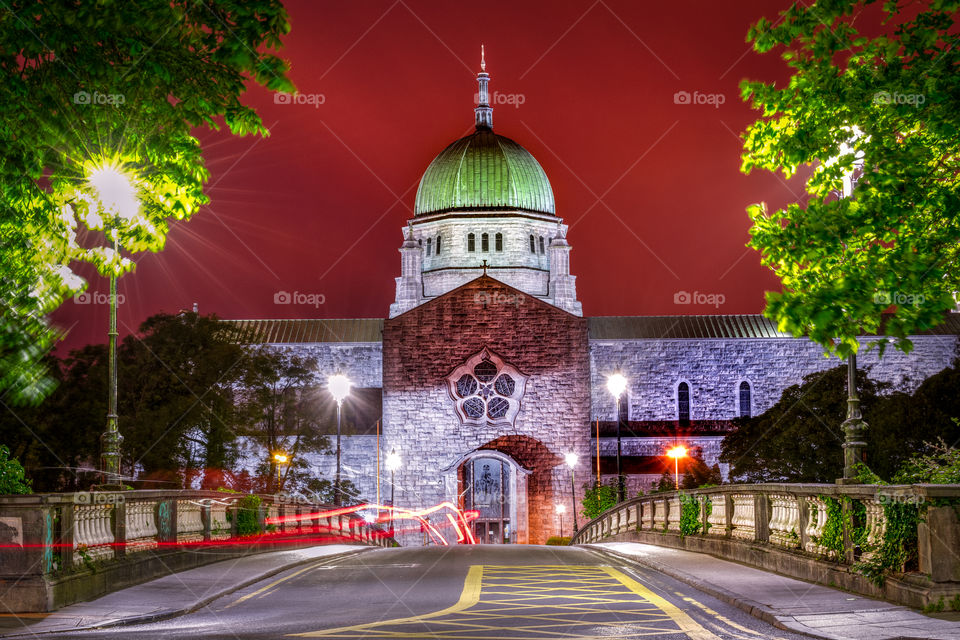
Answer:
[
  {"left": 0, "top": 490, "right": 392, "bottom": 611},
  {"left": 571, "top": 483, "right": 960, "bottom": 610}
]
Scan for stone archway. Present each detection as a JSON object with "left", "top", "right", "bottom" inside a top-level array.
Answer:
[{"left": 441, "top": 449, "right": 530, "bottom": 544}]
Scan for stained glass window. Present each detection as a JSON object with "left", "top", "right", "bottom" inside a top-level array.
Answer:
[
  {"left": 426, "top": 237, "right": 431, "bottom": 256},
  {"left": 456, "top": 374, "right": 478, "bottom": 398},
  {"left": 467, "top": 233, "right": 475, "bottom": 252},
  {"left": 473, "top": 360, "right": 497, "bottom": 382},
  {"left": 678, "top": 382, "right": 690, "bottom": 425},
  {"left": 487, "top": 397, "right": 509, "bottom": 419},
  {"left": 463, "top": 397, "right": 485, "bottom": 419},
  {"left": 495, "top": 233, "right": 503, "bottom": 251},
  {"left": 529, "top": 234, "right": 535, "bottom": 253},
  {"left": 481, "top": 233, "right": 489, "bottom": 252},
  {"left": 739, "top": 381, "right": 751, "bottom": 418},
  {"left": 494, "top": 374, "right": 515, "bottom": 396}
]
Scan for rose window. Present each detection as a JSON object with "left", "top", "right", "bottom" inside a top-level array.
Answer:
[{"left": 447, "top": 348, "right": 527, "bottom": 427}]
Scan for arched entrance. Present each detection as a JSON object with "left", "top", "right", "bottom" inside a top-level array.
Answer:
[
  {"left": 463, "top": 456, "right": 511, "bottom": 543},
  {"left": 443, "top": 450, "right": 530, "bottom": 544}
]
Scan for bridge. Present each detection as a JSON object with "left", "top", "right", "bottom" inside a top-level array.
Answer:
[{"left": 1, "top": 485, "right": 959, "bottom": 640}]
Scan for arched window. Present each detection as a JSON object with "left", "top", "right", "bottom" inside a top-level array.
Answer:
[
  {"left": 481, "top": 233, "right": 489, "bottom": 252},
  {"left": 426, "top": 237, "right": 432, "bottom": 256},
  {"left": 495, "top": 233, "right": 503, "bottom": 251},
  {"left": 436, "top": 235, "right": 442, "bottom": 255},
  {"left": 539, "top": 236, "right": 545, "bottom": 254},
  {"left": 739, "top": 381, "right": 751, "bottom": 418},
  {"left": 467, "top": 233, "right": 475, "bottom": 252},
  {"left": 677, "top": 382, "right": 690, "bottom": 425},
  {"left": 529, "top": 234, "right": 536, "bottom": 253}
]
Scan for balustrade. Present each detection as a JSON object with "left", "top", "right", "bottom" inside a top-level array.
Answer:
[
  {"left": 768, "top": 494, "right": 801, "bottom": 549},
  {"left": 730, "top": 493, "right": 756, "bottom": 541}
]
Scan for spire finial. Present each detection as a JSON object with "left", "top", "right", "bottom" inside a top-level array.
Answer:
[{"left": 474, "top": 45, "right": 492, "bottom": 129}]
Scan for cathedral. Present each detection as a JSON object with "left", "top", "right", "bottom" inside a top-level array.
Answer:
[{"left": 231, "top": 57, "right": 960, "bottom": 545}]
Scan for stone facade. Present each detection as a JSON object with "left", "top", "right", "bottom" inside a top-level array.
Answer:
[{"left": 381, "top": 276, "right": 590, "bottom": 544}]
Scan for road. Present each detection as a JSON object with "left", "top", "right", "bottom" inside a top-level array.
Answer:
[{"left": 42, "top": 545, "right": 811, "bottom": 639}]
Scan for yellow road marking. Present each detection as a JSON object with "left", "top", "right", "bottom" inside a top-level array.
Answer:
[
  {"left": 291, "top": 565, "right": 483, "bottom": 637},
  {"left": 293, "top": 564, "right": 727, "bottom": 639},
  {"left": 673, "top": 591, "right": 789, "bottom": 640},
  {"left": 602, "top": 567, "right": 722, "bottom": 640}
]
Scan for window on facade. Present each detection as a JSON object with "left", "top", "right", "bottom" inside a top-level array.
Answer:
[
  {"left": 539, "top": 236, "right": 545, "bottom": 254},
  {"left": 739, "top": 381, "right": 751, "bottom": 418},
  {"left": 452, "top": 359, "right": 523, "bottom": 422},
  {"left": 481, "top": 233, "right": 489, "bottom": 252},
  {"left": 678, "top": 382, "right": 690, "bottom": 425},
  {"left": 436, "top": 235, "right": 442, "bottom": 255},
  {"left": 425, "top": 237, "right": 432, "bottom": 256},
  {"left": 467, "top": 233, "right": 475, "bottom": 252},
  {"left": 495, "top": 233, "right": 503, "bottom": 251},
  {"left": 529, "top": 234, "right": 536, "bottom": 253}
]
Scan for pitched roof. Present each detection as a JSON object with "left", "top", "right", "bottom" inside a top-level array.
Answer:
[
  {"left": 587, "top": 314, "right": 960, "bottom": 340},
  {"left": 224, "top": 318, "right": 383, "bottom": 344}
]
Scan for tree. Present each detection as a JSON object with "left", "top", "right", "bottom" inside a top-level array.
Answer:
[
  {"left": 680, "top": 447, "right": 722, "bottom": 489},
  {"left": 0, "top": 445, "right": 32, "bottom": 494},
  {"left": 721, "top": 364, "right": 960, "bottom": 482},
  {"left": 721, "top": 365, "right": 882, "bottom": 482},
  {"left": 0, "top": 0, "right": 293, "bottom": 403},
  {"left": 741, "top": 0, "right": 960, "bottom": 358},
  {"left": 581, "top": 480, "right": 619, "bottom": 519},
  {"left": 240, "top": 349, "right": 330, "bottom": 494}
]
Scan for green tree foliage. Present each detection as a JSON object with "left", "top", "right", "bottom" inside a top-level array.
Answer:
[
  {"left": 893, "top": 437, "right": 960, "bottom": 484},
  {"left": 721, "top": 364, "right": 960, "bottom": 482},
  {"left": 681, "top": 448, "right": 723, "bottom": 490},
  {"left": 741, "top": 0, "right": 960, "bottom": 358},
  {"left": 581, "top": 480, "right": 619, "bottom": 519},
  {"left": 240, "top": 349, "right": 331, "bottom": 494},
  {"left": 0, "top": 445, "right": 32, "bottom": 494},
  {"left": 0, "top": 0, "right": 293, "bottom": 404}
]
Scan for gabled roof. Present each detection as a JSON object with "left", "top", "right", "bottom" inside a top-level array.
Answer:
[
  {"left": 224, "top": 318, "right": 383, "bottom": 344},
  {"left": 588, "top": 314, "right": 960, "bottom": 340}
]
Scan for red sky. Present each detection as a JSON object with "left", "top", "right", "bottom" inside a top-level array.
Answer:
[{"left": 53, "top": 0, "right": 805, "bottom": 350}]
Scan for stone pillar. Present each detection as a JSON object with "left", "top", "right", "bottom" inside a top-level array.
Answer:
[
  {"left": 919, "top": 506, "right": 960, "bottom": 582},
  {"left": 389, "top": 227, "right": 423, "bottom": 317},
  {"left": 547, "top": 229, "right": 582, "bottom": 316}
]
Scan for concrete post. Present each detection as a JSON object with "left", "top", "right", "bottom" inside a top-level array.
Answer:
[
  {"left": 918, "top": 506, "right": 960, "bottom": 582},
  {"left": 755, "top": 494, "right": 770, "bottom": 543}
]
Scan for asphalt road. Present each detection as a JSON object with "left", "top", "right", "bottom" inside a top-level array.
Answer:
[{"left": 44, "top": 545, "right": 812, "bottom": 639}]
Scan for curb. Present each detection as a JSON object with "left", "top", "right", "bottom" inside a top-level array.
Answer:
[
  {"left": 0, "top": 546, "right": 379, "bottom": 638},
  {"left": 582, "top": 545, "right": 938, "bottom": 640}
]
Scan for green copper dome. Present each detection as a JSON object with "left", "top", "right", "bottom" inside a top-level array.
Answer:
[{"left": 414, "top": 128, "right": 556, "bottom": 216}]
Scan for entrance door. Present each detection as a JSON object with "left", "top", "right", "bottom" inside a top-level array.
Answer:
[{"left": 463, "top": 457, "right": 511, "bottom": 544}]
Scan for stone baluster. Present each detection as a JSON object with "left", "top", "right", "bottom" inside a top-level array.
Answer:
[
  {"left": 804, "top": 496, "right": 830, "bottom": 557},
  {"left": 730, "top": 493, "right": 756, "bottom": 541},
  {"left": 768, "top": 495, "right": 801, "bottom": 548},
  {"left": 667, "top": 496, "right": 681, "bottom": 532},
  {"left": 707, "top": 495, "right": 726, "bottom": 536},
  {"left": 860, "top": 498, "right": 886, "bottom": 561}
]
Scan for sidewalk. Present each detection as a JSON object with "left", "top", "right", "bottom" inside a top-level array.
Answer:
[
  {"left": 0, "top": 544, "right": 376, "bottom": 638},
  {"left": 588, "top": 541, "right": 960, "bottom": 640}
]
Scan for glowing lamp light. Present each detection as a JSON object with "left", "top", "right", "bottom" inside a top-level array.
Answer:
[
  {"left": 555, "top": 503, "right": 566, "bottom": 514},
  {"left": 606, "top": 373, "right": 627, "bottom": 399},
  {"left": 327, "top": 373, "right": 352, "bottom": 404},
  {"left": 666, "top": 446, "right": 687, "bottom": 459},
  {"left": 564, "top": 452, "right": 579, "bottom": 468},
  {"left": 273, "top": 452, "right": 289, "bottom": 464},
  {"left": 87, "top": 163, "right": 140, "bottom": 221},
  {"left": 385, "top": 450, "right": 402, "bottom": 472}
]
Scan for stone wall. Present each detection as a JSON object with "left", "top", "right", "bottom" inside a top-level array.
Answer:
[
  {"left": 273, "top": 343, "right": 382, "bottom": 388},
  {"left": 589, "top": 336, "right": 958, "bottom": 422},
  {"left": 382, "top": 275, "right": 591, "bottom": 545}
]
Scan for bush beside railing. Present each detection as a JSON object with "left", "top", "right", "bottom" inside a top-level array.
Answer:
[{"left": 571, "top": 483, "right": 960, "bottom": 608}]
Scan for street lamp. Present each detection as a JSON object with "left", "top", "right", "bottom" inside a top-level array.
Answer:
[
  {"left": 564, "top": 452, "right": 579, "bottom": 537},
  {"left": 87, "top": 162, "right": 141, "bottom": 490},
  {"left": 385, "top": 449, "right": 401, "bottom": 536},
  {"left": 555, "top": 503, "right": 566, "bottom": 537},
  {"left": 666, "top": 446, "right": 687, "bottom": 491},
  {"left": 273, "top": 452, "right": 289, "bottom": 491},
  {"left": 606, "top": 373, "right": 628, "bottom": 502},
  {"left": 327, "top": 373, "right": 352, "bottom": 505},
  {"left": 827, "top": 128, "right": 869, "bottom": 484}
]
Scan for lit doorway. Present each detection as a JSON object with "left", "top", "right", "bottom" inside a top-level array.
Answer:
[{"left": 463, "top": 456, "right": 511, "bottom": 544}]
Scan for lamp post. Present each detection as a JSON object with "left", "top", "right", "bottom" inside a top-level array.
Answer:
[
  {"left": 555, "top": 503, "right": 566, "bottom": 537},
  {"left": 327, "top": 373, "right": 352, "bottom": 505},
  {"left": 606, "top": 373, "right": 627, "bottom": 501},
  {"left": 564, "top": 452, "right": 579, "bottom": 537},
  {"left": 385, "top": 449, "right": 401, "bottom": 536},
  {"left": 829, "top": 128, "right": 869, "bottom": 484},
  {"left": 86, "top": 163, "right": 140, "bottom": 490},
  {"left": 273, "top": 452, "right": 289, "bottom": 492},
  {"left": 666, "top": 446, "right": 687, "bottom": 490}
]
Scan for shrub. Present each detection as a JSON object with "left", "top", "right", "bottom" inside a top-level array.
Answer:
[{"left": 545, "top": 536, "right": 571, "bottom": 546}]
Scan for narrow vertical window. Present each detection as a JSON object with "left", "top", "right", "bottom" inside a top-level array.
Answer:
[
  {"left": 436, "top": 235, "right": 441, "bottom": 255},
  {"left": 467, "top": 233, "right": 475, "bottom": 252},
  {"left": 529, "top": 235, "right": 536, "bottom": 253},
  {"left": 481, "top": 233, "right": 489, "bottom": 252},
  {"left": 495, "top": 233, "right": 503, "bottom": 251},
  {"left": 426, "top": 237, "right": 432, "bottom": 256},
  {"left": 739, "top": 381, "right": 751, "bottom": 418},
  {"left": 539, "top": 236, "right": 545, "bottom": 254},
  {"left": 678, "top": 382, "right": 690, "bottom": 425}
]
